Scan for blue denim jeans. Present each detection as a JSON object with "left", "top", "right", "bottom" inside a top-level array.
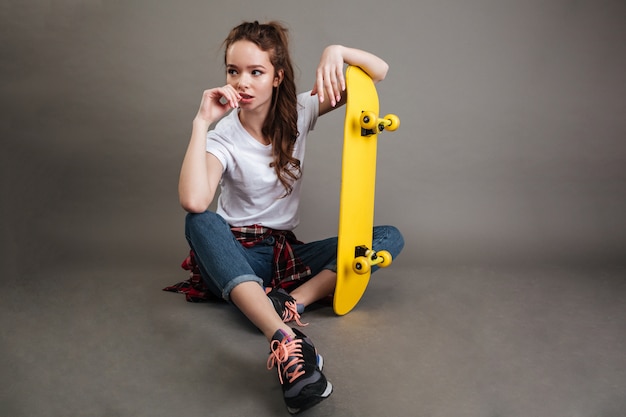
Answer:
[{"left": 185, "top": 211, "right": 404, "bottom": 301}]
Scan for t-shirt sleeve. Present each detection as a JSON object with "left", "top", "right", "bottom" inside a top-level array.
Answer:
[
  {"left": 205, "top": 132, "right": 231, "bottom": 173},
  {"left": 298, "top": 92, "right": 320, "bottom": 133}
]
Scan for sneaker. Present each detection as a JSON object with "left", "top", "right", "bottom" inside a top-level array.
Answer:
[
  {"left": 266, "top": 288, "right": 307, "bottom": 326},
  {"left": 267, "top": 328, "right": 333, "bottom": 414}
]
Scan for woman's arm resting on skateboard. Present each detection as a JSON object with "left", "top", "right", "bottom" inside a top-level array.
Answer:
[{"left": 313, "top": 45, "right": 389, "bottom": 115}]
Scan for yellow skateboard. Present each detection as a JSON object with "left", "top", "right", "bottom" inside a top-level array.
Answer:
[{"left": 333, "top": 65, "right": 400, "bottom": 316}]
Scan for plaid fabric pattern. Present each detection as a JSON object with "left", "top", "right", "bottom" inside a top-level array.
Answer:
[
  {"left": 230, "top": 225, "right": 312, "bottom": 289},
  {"left": 162, "top": 250, "right": 220, "bottom": 302},
  {"left": 163, "top": 225, "right": 311, "bottom": 302}
]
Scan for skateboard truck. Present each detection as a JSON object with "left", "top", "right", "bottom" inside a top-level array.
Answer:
[
  {"left": 352, "top": 245, "right": 393, "bottom": 275},
  {"left": 360, "top": 111, "right": 400, "bottom": 137}
]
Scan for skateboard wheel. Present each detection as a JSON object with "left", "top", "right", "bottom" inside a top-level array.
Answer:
[
  {"left": 383, "top": 114, "right": 400, "bottom": 131},
  {"left": 360, "top": 111, "right": 377, "bottom": 130},
  {"left": 376, "top": 250, "right": 393, "bottom": 267},
  {"left": 353, "top": 257, "right": 371, "bottom": 274}
]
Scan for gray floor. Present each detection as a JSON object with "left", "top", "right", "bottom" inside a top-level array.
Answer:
[{"left": 1, "top": 260, "right": 625, "bottom": 417}]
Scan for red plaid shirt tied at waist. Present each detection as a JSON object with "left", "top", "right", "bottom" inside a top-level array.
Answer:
[
  {"left": 163, "top": 224, "right": 312, "bottom": 302},
  {"left": 230, "top": 224, "right": 312, "bottom": 289}
]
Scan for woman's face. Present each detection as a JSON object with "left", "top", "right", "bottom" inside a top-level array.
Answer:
[{"left": 226, "top": 40, "right": 282, "bottom": 114}]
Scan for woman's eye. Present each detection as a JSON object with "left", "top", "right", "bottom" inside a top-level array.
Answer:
[
  {"left": 227, "top": 69, "right": 237, "bottom": 75},
  {"left": 252, "top": 69, "right": 263, "bottom": 76}
]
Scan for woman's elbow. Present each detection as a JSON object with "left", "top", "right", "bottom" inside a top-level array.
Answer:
[
  {"left": 375, "top": 62, "right": 389, "bottom": 83},
  {"left": 179, "top": 197, "right": 210, "bottom": 214}
]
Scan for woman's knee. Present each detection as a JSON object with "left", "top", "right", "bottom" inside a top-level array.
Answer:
[
  {"left": 185, "top": 210, "right": 228, "bottom": 237},
  {"left": 374, "top": 225, "right": 405, "bottom": 258}
]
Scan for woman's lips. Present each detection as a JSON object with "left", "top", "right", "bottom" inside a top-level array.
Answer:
[{"left": 239, "top": 93, "right": 253, "bottom": 103}]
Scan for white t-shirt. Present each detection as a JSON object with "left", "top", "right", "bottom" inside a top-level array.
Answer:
[{"left": 206, "top": 92, "right": 319, "bottom": 230}]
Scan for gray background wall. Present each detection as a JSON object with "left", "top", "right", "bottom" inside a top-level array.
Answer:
[{"left": 2, "top": 0, "right": 625, "bottom": 278}]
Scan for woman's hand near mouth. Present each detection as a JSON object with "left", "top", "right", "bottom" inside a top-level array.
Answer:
[{"left": 195, "top": 85, "right": 242, "bottom": 125}]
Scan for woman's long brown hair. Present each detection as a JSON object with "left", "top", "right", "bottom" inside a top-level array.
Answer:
[{"left": 223, "top": 21, "right": 300, "bottom": 196}]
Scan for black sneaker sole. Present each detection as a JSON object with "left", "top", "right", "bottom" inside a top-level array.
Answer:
[{"left": 286, "top": 380, "right": 333, "bottom": 414}]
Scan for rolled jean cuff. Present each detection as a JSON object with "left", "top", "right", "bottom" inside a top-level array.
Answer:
[
  {"left": 222, "top": 274, "right": 263, "bottom": 301},
  {"left": 324, "top": 262, "right": 337, "bottom": 273}
]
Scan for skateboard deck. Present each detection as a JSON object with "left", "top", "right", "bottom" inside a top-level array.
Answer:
[{"left": 333, "top": 65, "right": 399, "bottom": 316}]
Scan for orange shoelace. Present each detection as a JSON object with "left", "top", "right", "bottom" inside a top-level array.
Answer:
[
  {"left": 281, "top": 300, "right": 308, "bottom": 327},
  {"left": 267, "top": 337, "right": 306, "bottom": 384}
]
